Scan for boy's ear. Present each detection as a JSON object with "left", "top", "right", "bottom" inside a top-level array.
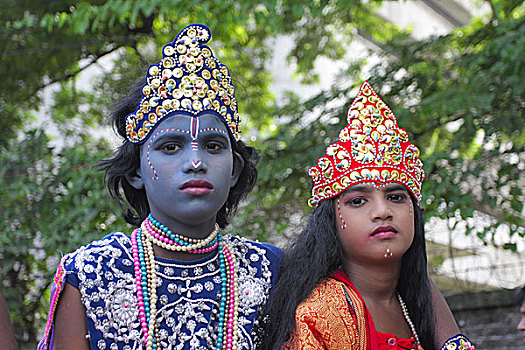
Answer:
[
  {"left": 126, "top": 168, "right": 144, "bottom": 190},
  {"left": 230, "top": 151, "right": 244, "bottom": 188}
]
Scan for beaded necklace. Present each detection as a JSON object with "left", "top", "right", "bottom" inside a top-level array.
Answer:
[
  {"left": 397, "top": 292, "right": 420, "bottom": 345},
  {"left": 131, "top": 215, "right": 239, "bottom": 350}
]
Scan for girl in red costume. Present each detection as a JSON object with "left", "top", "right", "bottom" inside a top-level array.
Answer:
[{"left": 261, "top": 81, "right": 475, "bottom": 350}]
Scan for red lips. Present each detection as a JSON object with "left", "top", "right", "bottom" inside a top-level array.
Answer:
[
  {"left": 180, "top": 179, "right": 213, "bottom": 195},
  {"left": 180, "top": 179, "right": 213, "bottom": 189},
  {"left": 370, "top": 225, "right": 398, "bottom": 239}
]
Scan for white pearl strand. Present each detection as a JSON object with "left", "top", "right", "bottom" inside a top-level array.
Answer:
[{"left": 397, "top": 292, "right": 420, "bottom": 345}]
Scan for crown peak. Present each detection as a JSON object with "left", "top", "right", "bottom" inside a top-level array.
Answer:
[
  {"left": 125, "top": 24, "right": 241, "bottom": 144},
  {"left": 308, "top": 81, "right": 425, "bottom": 207}
]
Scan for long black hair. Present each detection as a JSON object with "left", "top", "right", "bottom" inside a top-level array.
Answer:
[
  {"left": 97, "top": 78, "right": 260, "bottom": 228},
  {"left": 260, "top": 195, "right": 436, "bottom": 349}
]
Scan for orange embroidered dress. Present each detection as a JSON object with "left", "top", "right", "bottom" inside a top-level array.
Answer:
[{"left": 285, "top": 270, "right": 423, "bottom": 350}]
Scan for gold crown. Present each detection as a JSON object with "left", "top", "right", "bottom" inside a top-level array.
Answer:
[
  {"left": 308, "top": 81, "right": 425, "bottom": 207},
  {"left": 125, "top": 24, "right": 241, "bottom": 144}
]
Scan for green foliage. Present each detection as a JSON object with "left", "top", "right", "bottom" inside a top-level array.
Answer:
[
  {"left": 0, "top": 129, "right": 128, "bottom": 342},
  {"left": 1, "top": 0, "right": 524, "bottom": 345}
]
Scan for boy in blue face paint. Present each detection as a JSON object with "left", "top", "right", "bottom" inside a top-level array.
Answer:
[{"left": 38, "top": 24, "right": 282, "bottom": 350}]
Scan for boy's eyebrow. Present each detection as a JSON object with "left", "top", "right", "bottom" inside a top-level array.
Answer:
[
  {"left": 198, "top": 128, "right": 230, "bottom": 140},
  {"left": 149, "top": 129, "right": 189, "bottom": 142}
]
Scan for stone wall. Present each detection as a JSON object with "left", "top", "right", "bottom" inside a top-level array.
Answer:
[{"left": 445, "top": 288, "right": 522, "bottom": 349}]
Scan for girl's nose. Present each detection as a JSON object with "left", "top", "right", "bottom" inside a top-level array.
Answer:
[{"left": 372, "top": 198, "right": 393, "bottom": 221}]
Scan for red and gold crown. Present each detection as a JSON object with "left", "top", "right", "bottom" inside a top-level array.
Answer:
[
  {"left": 308, "top": 81, "right": 425, "bottom": 207},
  {"left": 125, "top": 24, "right": 241, "bottom": 144}
]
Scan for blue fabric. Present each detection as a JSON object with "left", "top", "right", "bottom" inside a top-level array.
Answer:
[
  {"left": 439, "top": 334, "right": 475, "bottom": 350},
  {"left": 60, "top": 232, "right": 281, "bottom": 349}
]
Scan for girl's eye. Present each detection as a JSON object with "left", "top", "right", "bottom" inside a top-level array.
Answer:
[
  {"left": 388, "top": 193, "right": 407, "bottom": 202},
  {"left": 346, "top": 197, "right": 366, "bottom": 206}
]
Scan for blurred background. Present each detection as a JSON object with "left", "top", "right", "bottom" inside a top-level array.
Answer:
[{"left": 0, "top": 0, "right": 523, "bottom": 348}]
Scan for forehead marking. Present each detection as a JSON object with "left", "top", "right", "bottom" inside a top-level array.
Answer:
[
  {"left": 199, "top": 127, "right": 227, "bottom": 135},
  {"left": 191, "top": 117, "right": 200, "bottom": 151},
  {"left": 190, "top": 117, "right": 199, "bottom": 140}
]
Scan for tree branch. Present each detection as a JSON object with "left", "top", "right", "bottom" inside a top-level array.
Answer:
[
  {"left": 30, "top": 45, "right": 123, "bottom": 97},
  {"left": 487, "top": 0, "right": 498, "bottom": 20}
]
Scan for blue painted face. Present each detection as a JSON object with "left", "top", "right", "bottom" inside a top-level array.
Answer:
[{"left": 128, "top": 112, "right": 243, "bottom": 235}]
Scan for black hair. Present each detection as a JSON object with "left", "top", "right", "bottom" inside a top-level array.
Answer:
[
  {"left": 260, "top": 195, "right": 436, "bottom": 349},
  {"left": 97, "top": 78, "right": 259, "bottom": 228},
  {"left": 517, "top": 285, "right": 525, "bottom": 307}
]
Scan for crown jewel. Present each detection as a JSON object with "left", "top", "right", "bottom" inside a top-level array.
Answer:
[
  {"left": 308, "top": 81, "right": 425, "bottom": 207},
  {"left": 125, "top": 24, "right": 241, "bottom": 144}
]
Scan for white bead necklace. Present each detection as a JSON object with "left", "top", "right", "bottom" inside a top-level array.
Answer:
[{"left": 397, "top": 292, "right": 420, "bottom": 345}]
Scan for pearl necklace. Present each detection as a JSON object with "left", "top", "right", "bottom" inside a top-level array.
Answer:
[
  {"left": 397, "top": 292, "right": 420, "bottom": 345},
  {"left": 144, "top": 215, "right": 219, "bottom": 253},
  {"left": 131, "top": 216, "right": 239, "bottom": 350}
]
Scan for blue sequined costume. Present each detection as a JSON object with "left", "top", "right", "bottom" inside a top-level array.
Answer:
[{"left": 39, "top": 232, "right": 282, "bottom": 350}]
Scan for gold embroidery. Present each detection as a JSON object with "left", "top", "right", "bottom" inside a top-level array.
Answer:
[{"left": 285, "top": 278, "right": 366, "bottom": 350}]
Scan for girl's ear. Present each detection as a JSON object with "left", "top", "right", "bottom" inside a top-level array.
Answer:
[
  {"left": 126, "top": 168, "right": 144, "bottom": 190},
  {"left": 230, "top": 151, "right": 244, "bottom": 188}
]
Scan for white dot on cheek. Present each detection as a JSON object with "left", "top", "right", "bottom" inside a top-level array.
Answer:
[{"left": 336, "top": 198, "right": 347, "bottom": 230}]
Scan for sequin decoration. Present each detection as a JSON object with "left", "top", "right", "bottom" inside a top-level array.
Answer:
[
  {"left": 126, "top": 24, "right": 241, "bottom": 144},
  {"left": 440, "top": 334, "right": 476, "bottom": 350},
  {"left": 308, "top": 81, "right": 425, "bottom": 207},
  {"left": 38, "top": 231, "right": 280, "bottom": 350}
]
